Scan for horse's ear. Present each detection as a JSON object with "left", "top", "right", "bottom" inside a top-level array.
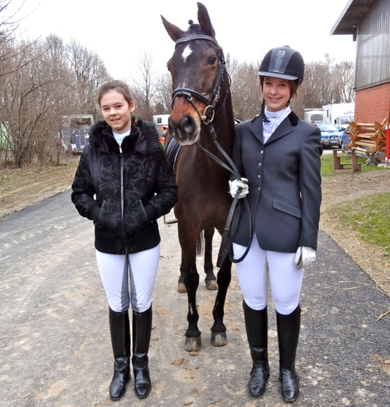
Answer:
[
  {"left": 161, "top": 15, "right": 185, "bottom": 42},
  {"left": 197, "top": 2, "right": 216, "bottom": 38}
]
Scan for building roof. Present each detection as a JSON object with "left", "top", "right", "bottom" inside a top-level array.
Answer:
[{"left": 330, "top": 0, "right": 375, "bottom": 39}]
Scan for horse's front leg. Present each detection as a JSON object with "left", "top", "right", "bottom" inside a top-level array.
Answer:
[
  {"left": 210, "top": 255, "right": 232, "bottom": 347},
  {"left": 179, "top": 226, "right": 202, "bottom": 352},
  {"left": 178, "top": 227, "right": 217, "bottom": 293},
  {"left": 177, "top": 252, "right": 187, "bottom": 293},
  {"left": 184, "top": 261, "right": 201, "bottom": 351},
  {"left": 204, "top": 227, "right": 218, "bottom": 291}
]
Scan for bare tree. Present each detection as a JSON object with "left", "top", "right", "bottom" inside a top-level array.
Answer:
[
  {"left": 0, "top": 0, "right": 45, "bottom": 79},
  {"left": 332, "top": 60, "right": 355, "bottom": 103},
  {"left": 0, "top": 0, "right": 25, "bottom": 41},
  {"left": 154, "top": 72, "right": 172, "bottom": 115},
  {"left": 0, "top": 0, "right": 22, "bottom": 76},
  {"left": 67, "top": 39, "right": 111, "bottom": 118},
  {"left": 230, "top": 61, "right": 261, "bottom": 121},
  {"left": 302, "top": 54, "right": 355, "bottom": 109},
  {"left": 0, "top": 32, "right": 112, "bottom": 167},
  {"left": 0, "top": 1, "right": 112, "bottom": 168},
  {"left": 129, "top": 50, "right": 159, "bottom": 120},
  {"left": 303, "top": 58, "right": 333, "bottom": 108},
  {"left": 1, "top": 40, "right": 54, "bottom": 166}
]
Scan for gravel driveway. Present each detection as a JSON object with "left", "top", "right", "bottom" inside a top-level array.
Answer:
[{"left": 0, "top": 189, "right": 389, "bottom": 406}]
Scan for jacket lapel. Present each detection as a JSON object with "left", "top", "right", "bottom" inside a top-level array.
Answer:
[
  {"left": 265, "top": 116, "right": 294, "bottom": 144},
  {"left": 248, "top": 112, "right": 299, "bottom": 145},
  {"left": 249, "top": 115, "right": 264, "bottom": 145}
]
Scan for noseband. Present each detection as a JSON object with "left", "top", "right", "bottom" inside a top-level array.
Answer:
[{"left": 171, "top": 34, "right": 226, "bottom": 125}]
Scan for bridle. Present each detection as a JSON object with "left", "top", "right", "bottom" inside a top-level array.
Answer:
[
  {"left": 171, "top": 33, "right": 253, "bottom": 267},
  {"left": 171, "top": 33, "right": 234, "bottom": 174},
  {"left": 171, "top": 34, "right": 226, "bottom": 125}
]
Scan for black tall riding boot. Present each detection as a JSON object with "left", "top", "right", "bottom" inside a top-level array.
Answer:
[
  {"left": 276, "top": 305, "right": 301, "bottom": 403},
  {"left": 243, "top": 301, "right": 270, "bottom": 397},
  {"left": 108, "top": 308, "right": 131, "bottom": 401},
  {"left": 132, "top": 305, "right": 152, "bottom": 399}
]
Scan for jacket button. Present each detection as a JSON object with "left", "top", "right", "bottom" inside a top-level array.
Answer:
[
  {"left": 258, "top": 162, "right": 262, "bottom": 167},
  {"left": 258, "top": 174, "right": 261, "bottom": 178},
  {"left": 260, "top": 150, "right": 264, "bottom": 154},
  {"left": 258, "top": 187, "right": 261, "bottom": 191}
]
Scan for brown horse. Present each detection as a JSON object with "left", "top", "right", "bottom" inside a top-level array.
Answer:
[{"left": 161, "top": 3, "right": 236, "bottom": 352}]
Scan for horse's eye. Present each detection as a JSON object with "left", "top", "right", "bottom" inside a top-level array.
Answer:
[{"left": 207, "top": 56, "right": 217, "bottom": 65}]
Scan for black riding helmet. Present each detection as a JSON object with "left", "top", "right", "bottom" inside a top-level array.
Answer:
[
  {"left": 258, "top": 45, "right": 304, "bottom": 122},
  {"left": 258, "top": 45, "right": 304, "bottom": 85}
]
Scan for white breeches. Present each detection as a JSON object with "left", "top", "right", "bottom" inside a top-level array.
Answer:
[
  {"left": 233, "top": 235, "right": 304, "bottom": 315},
  {"left": 96, "top": 245, "right": 160, "bottom": 313}
]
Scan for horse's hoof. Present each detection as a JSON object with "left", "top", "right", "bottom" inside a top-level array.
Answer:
[
  {"left": 205, "top": 279, "right": 218, "bottom": 291},
  {"left": 211, "top": 331, "right": 227, "bottom": 347},
  {"left": 184, "top": 335, "right": 202, "bottom": 352},
  {"left": 178, "top": 282, "right": 187, "bottom": 293}
]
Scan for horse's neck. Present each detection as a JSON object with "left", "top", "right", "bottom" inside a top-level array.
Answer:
[{"left": 204, "top": 92, "right": 235, "bottom": 154}]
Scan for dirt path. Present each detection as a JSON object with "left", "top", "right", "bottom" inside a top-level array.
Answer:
[
  {"left": 0, "top": 160, "right": 389, "bottom": 295},
  {"left": 1, "top": 189, "right": 389, "bottom": 406},
  {"left": 1, "top": 163, "right": 390, "bottom": 406}
]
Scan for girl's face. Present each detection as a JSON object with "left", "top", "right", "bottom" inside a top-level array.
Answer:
[
  {"left": 262, "top": 76, "right": 292, "bottom": 112},
  {"left": 100, "top": 90, "right": 135, "bottom": 134}
]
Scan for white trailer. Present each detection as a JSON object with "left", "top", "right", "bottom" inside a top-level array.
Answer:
[
  {"left": 303, "top": 109, "right": 325, "bottom": 124},
  {"left": 153, "top": 114, "right": 170, "bottom": 126},
  {"left": 322, "top": 103, "right": 355, "bottom": 131}
]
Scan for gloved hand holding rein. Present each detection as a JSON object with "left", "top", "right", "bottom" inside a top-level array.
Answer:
[{"left": 229, "top": 177, "right": 249, "bottom": 199}]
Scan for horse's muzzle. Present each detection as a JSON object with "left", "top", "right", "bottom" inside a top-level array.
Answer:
[{"left": 168, "top": 114, "right": 199, "bottom": 146}]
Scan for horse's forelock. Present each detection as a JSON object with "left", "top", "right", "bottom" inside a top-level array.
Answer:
[{"left": 185, "top": 24, "right": 206, "bottom": 38}]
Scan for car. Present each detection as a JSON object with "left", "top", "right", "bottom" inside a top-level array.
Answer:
[{"left": 317, "top": 123, "right": 342, "bottom": 148}]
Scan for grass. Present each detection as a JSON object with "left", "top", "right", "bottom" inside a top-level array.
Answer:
[
  {"left": 321, "top": 151, "right": 387, "bottom": 177},
  {"left": 326, "top": 193, "right": 390, "bottom": 254},
  {"left": 321, "top": 151, "right": 389, "bottom": 259}
]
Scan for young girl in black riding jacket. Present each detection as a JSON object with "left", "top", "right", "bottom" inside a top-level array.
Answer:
[
  {"left": 71, "top": 80, "right": 177, "bottom": 401},
  {"left": 229, "top": 46, "right": 322, "bottom": 403}
]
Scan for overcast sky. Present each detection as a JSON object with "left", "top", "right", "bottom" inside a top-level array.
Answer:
[{"left": 13, "top": 0, "right": 356, "bottom": 80}]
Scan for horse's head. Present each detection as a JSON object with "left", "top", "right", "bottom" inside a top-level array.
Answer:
[{"left": 161, "top": 3, "right": 225, "bottom": 146}]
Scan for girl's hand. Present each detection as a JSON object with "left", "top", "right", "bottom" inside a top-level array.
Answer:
[
  {"left": 229, "top": 178, "right": 249, "bottom": 199},
  {"left": 294, "top": 246, "right": 316, "bottom": 269}
]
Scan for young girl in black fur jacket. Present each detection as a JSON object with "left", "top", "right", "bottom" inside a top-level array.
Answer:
[{"left": 71, "top": 80, "right": 177, "bottom": 401}]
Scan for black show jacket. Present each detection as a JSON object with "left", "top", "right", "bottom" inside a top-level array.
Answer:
[{"left": 232, "top": 112, "right": 322, "bottom": 253}]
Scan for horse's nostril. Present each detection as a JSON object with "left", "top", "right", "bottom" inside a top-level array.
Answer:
[{"left": 180, "top": 114, "right": 196, "bottom": 135}]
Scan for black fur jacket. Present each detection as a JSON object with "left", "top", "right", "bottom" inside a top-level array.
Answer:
[{"left": 71, "top": 119, "right": 177, "bottom": 255}]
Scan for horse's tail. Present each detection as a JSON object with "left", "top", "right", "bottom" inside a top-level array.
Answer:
[{"left": 196, "top": 231, "right": 204, "bottom": 256}]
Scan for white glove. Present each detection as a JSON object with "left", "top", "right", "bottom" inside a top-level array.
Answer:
[
  {"left": 229, "top": 178, "right": 249, "bottom": 199},
  {"left": 293, "top": 246, "right": 316, "bottom": 269}
]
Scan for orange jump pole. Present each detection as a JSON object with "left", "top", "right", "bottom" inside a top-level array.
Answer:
[
  {"left": 387, "top": 102, "right": 390, "bottom": 166},
  {"left": 387, "top": 126, "right": 390, "bottom": 166}
]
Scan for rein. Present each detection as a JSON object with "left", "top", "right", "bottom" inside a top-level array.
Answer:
[
  {"left": 196, "top": 126, "right": 252, "bottom": 268},
  {"left": 171, "top": 33, "right": 253, "bottom": 267}
]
